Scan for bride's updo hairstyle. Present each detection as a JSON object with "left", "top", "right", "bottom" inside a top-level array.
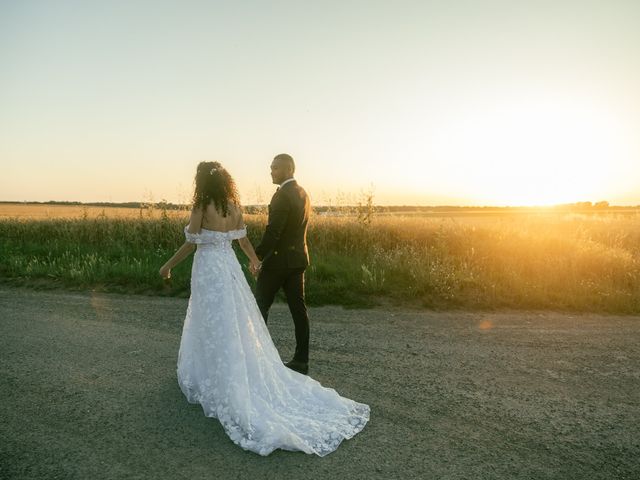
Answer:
[{"left": 192, "top": 161, "right": 240, "bottom": 217}]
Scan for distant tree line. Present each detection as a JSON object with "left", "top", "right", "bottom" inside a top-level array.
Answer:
[{"left": 1, "top": 200, "right": 637, "bottom": 213}]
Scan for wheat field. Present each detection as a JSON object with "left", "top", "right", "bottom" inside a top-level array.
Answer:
[
  {"left": 1, "top": 203, "right": 639, "bottom": 312},
  {"left": 0, "top": 203, "right": 188, "bottom": 220}
]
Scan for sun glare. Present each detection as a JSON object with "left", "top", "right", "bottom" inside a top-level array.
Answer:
[{"left": 424, "top": 96, "right": 628, "bottom": 206}]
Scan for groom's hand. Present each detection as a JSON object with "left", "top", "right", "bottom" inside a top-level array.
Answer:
[{"left": 249, "top": 260, "right": 262, "bottom": 277}]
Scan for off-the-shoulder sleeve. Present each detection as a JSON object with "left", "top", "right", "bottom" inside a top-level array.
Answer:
[
  {"left": 184, "top": 226, "right": 204, "bottom": 244},
  {"left": 229, "top": 226, "right": 247, "bottom": 240}
]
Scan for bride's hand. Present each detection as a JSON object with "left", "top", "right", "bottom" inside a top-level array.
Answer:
[
  {"left": 249, "top": 260, "right": 262, "bottom": 277},
  {"left": 159, "top": 265, "right": 172, "bottom": 280}
]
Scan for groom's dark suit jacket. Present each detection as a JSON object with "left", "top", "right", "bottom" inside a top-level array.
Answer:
[{"left": 255, "top": 180, "right": 310, "bottom": 270}]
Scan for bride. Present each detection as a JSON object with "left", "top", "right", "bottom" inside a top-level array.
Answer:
[{"left": 159, "top": 161, "right": 369, "bottom": 456}]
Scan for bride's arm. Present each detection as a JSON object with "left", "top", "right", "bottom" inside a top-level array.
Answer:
[
  {"left": 159, "top": 242, "right": 196, "bottom": 279},
  {"left": 159, "top": 206, "right": 202, "bottom": 279},
  {"left": 234, "top": 205, "right": 261, "bottom": 275},
  {"left": 237, "top": 236, "right": 260, "bottom": 267}
]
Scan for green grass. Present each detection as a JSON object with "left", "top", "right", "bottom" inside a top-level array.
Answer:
[{"left": 1, "top": 212, "right": 640, "bottom": 312}]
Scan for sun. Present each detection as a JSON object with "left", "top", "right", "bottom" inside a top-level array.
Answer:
[{"left": 420, "top": 94, "right": 629, "bottom": 206}]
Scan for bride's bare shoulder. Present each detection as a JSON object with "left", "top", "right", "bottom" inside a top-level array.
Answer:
[{"left": 228, "top": 202, "right": 245, "bottom": 228}]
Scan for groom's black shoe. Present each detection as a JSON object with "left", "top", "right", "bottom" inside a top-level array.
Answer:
[{"left": 285, "top": 359, "right": 309, "bottom": 375}]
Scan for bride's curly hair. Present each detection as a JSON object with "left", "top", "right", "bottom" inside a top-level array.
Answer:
[{"left": 192, "top": 161, "right": 240, "bottom": 217}]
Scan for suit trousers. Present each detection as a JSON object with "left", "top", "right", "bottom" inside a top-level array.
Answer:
[{"left": 255, "top": 267, "right": 309, "bottom": 363}]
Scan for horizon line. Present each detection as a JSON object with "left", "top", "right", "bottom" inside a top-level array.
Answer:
[{"left": 1, "top": 200, "right": 639, "bottom": 209}]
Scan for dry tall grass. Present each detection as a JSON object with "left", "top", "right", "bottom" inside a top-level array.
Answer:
[{"left": 1, "top": 205, "right": 639, "bottom": 312}]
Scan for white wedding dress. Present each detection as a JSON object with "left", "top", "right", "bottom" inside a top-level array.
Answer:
[{"left": 176, "top": 226, "right": 370, "bottom": 456}]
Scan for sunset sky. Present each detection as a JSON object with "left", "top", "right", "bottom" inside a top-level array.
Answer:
[{"left": 1, "top": 1, "right": 639, "bottom": 206}]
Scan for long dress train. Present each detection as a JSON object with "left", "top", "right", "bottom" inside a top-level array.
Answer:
[{"left": 176, "top": 226, "right": 370, "bottom": 456}]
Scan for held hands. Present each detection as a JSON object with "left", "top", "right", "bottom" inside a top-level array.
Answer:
[{"left": 249, "top": 259, "right": 262, "bottom": 277}]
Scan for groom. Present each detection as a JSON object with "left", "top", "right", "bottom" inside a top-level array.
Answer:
[{"left": 255, "top": 153, "right": 311, "bottom": 375}]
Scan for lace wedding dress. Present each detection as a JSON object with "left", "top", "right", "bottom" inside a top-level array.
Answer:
[{"left": 176, "top": 226, "right": 370, "bottom": 456}]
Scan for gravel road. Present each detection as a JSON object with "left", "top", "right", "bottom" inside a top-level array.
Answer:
[{"left": 0, "top": 286, "right": 638, "bottom": 479}]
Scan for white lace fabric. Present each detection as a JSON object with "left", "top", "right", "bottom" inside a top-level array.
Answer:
[
  {"left": 184, "top": 226, "right": 248, "bottom": 244},
  {"left": 177, "top": 226, "right": 370, "bottom": 456}
]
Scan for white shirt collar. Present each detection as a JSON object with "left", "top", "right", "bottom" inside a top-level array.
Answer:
[{"left": 279, "top": 177, "right": 295, "bottom": 188}]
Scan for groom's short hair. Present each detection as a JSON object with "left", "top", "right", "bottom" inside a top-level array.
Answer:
[{"left": 274, "top": 153, "right": 295, "bottom": 174}]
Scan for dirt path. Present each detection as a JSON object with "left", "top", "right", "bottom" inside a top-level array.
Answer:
[{"left": 0, "top": 286, "right": 638, "bottom": 480}]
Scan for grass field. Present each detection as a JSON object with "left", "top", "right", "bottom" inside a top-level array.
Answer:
[{"left": 1, "top": 203, "right": 639, "bottom": 313}]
